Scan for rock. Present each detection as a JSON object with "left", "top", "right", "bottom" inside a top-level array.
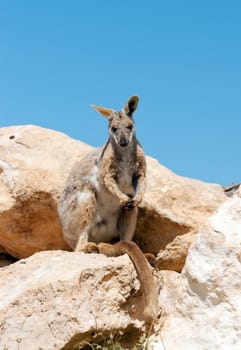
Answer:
[
  {"left": 0, "top": 125, "right": 227, "bottom": 271},
  {"left": 223, "top": 182, "right": 241, "bottom": 197},
  {"left": 0, "top": 125, "right": 92, "bottom": 258},
  {"left": 149, "top": 194, "right": 241, "bottom": 349},
  {"left": 137, "top": 157, "right": 227, "bottom": 270},
  {"left": 0, "top": 252, "right": 17, "bottom": 267},
  {"left": 154, "top": 232, "right": 195, "bottom": 272},
  {"left": 0, "top": 125, "right": 240, "bottom": 349},
  {"left": 0, "top": 250, "right": 150, "bottom": 350}
]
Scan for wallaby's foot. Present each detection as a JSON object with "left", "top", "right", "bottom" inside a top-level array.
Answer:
[
  {"left": 98, "top": 242, "right": 157, "bottom": 269},
  {"left": 81, "top": 242, "right": 99, "bottom": 253},
  {"left": 97, "top": 241, "right": 157, "bottom": 268},
  {"left": 144, "top": 253, "right": 157, "bottom": 268},
  {"left": 97, "top": 242, "right": 119, "bottom": 256}
]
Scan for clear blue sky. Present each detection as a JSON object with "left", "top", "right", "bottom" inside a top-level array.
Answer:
[{"left": 0, "top": 1, "right": 240, "bottom": 186}]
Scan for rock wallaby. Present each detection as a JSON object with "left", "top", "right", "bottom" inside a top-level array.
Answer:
[{"left": 58, "top": 96, "right": 158, "bottom": 321}]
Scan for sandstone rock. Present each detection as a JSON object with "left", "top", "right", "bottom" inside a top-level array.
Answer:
[
  {"left": 0, "top": 250, "right": 151, "bottom": 350},
  {"left": 137, "top": 156, "right": 227, "bottom": 270},
  {"left": 154, "top": 232, "right": 195, "bottom": 272},
  {"left": 0, "top": 125, "right": 92, "bottom": 257},
  {"left": 0, "top": 125, "right": 227, "bottom": 271},
  {"left": 149, "top": 194, "right": 241, "bottom": 349}
]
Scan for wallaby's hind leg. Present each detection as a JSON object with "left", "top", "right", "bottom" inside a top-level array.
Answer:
[
  {"left": 118, "top": 207, "right": 138, "bottom": 241},
  {"left": 60, "top": 189, "right": 97, "bottom": 251}
]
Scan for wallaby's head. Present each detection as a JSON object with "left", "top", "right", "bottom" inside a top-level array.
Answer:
[{"left": 91, "top": 96, "right": 139, "bottom": 148}]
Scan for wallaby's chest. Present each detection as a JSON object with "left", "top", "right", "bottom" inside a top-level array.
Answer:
[
  {"left": 117, "top": 164, "right": 133, "bottom": 191},
  {"left": 112, "top": 157, "right": 136, "bottom": 193},
  {"left": 95, "top": 144, "right": 140, "bottom": 197}
]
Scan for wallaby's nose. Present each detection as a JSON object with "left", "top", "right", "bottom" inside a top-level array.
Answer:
[{"left": 119, "top": 136, "right": 128, "bottom": 147}]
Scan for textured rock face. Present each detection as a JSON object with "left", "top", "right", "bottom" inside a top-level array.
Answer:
[
  {"left": 140, "top": 157, "right": 226, "bottom": 270},
  {"left": 0, "top": 125, "right": 227, "bottom": 271},
  {"left": 0, "top": 125, "right": 92, "bottom": 257},
  {"left": 149, "top": 192, "right": 241, "bottom": 350},
  {"left": 0, "top": 250, "right": 147, "bottom": 350}
]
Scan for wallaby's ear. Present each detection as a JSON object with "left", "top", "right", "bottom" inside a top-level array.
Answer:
[
  {"left": 123, "top": 96, "right": 139, "bottom": 117},
  {"left": 91, "top": 104, "right": 115, "bottom": 119}
]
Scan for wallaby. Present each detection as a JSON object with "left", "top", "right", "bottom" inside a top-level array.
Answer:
[{"left": 58, "top": 96, "right": 158, "bottom": 321}]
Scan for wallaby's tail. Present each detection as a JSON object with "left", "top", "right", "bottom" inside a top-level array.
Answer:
[{"left": 98, "top": 241, "right": 159, "bottom": 322}]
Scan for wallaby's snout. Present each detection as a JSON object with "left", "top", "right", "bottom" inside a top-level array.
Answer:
[{"left": 119, "top": 134, "right": 128, "bottom": 148}]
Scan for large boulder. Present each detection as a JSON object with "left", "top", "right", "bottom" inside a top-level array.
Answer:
[
  {"left": 0, "top": 125, "right": 91, "bottom": 257},
  {"left": 0, "top": 125, "right": 227, "bottom": 270},
  {"left": 149, "top": 191, "right": 241, "bottom": 349},
  {"left": 0, "top": 250, "right": 151, "bottom": 349}
]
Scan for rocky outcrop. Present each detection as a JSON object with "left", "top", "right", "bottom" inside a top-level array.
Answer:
[
  {"left": 1, "top": 191, "right": 240, "bottom": 349},
  {"left": 1, "top": 125, "right": 240, "bottom": 349},
  {"left": 0, "top": 250, "right": 151, "bottom": 350},
  {"left": 0, "top": 125, "right": 227, "bottom": 271},
  {"left": 149, "top": 191, "right": 241, "bottom": 349}
]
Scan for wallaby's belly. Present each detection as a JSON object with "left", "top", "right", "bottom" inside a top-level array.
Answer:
[
  {"left": 89, "top": 187, "right": 121, "bottom": 243},
  {"left": 89, "top": 167, "right": 136, "bottom": 242}
]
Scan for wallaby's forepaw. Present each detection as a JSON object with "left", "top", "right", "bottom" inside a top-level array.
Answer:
[
  {"left": 122, "top": 193, "right": 135, "bottom": 210},
  {"left": 119, "top": 194, "right": 134, "bottom": 210},
  {"left": 123, "top": 198, "right": 143, "bottom": 210},
  {"left": 133, "top": 195, "right": 143, "bottom": 207},
  {"left": 123, "top": 199, "right": 135, "bottom": 210}
]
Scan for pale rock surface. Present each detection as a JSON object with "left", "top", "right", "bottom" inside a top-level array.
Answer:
[
  {"left": 140, "top": 157, "right": 227, "bottom": 270},
  {"left": 149, "top": 191, "right": 241, "bottom": 350},
  {"left": 0, "top": 125, "right": 227, "bottom": 270},
  {"left": 0, "top": 125, "right": 92, "bottom": 257},
  {"left": 0, "top": 250, "right": 147, "bottom": 350}
]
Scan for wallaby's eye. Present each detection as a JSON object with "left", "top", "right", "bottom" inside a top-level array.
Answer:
[
  {"left": 111, "top": 127, "right": 117, "bottom": 133},
  {"left": 127, "top": 125, "right": 133, "bottom": 131}
]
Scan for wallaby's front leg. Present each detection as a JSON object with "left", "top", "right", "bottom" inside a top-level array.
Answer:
[
  {"left": 103, "top": 173, "right": 131, "bottom": 206},
  {"left": 132, "top": 173, "right": 146, "bottom": 207},
  {"left": 74, "top": 190, "right": 97, "bottom": 252}
]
